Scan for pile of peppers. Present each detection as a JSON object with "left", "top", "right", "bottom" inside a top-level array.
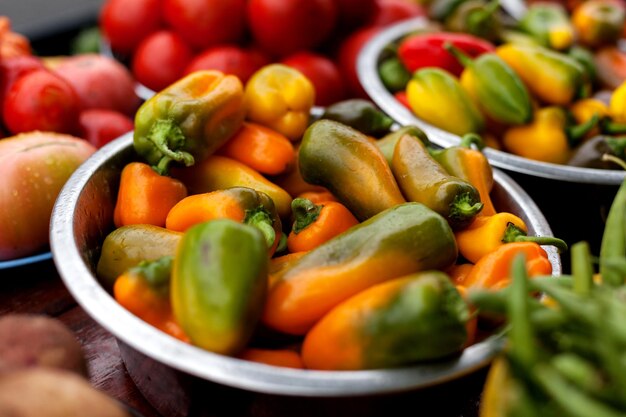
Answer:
[
  {"left": 379, "top": 0, "right": 626, "bottom": 169},
  {"left": 471, "top": 177, "right": 626, "bottom": 416},
  {"left": 95, "top": 63, "right": 571, "bottom": 372}
]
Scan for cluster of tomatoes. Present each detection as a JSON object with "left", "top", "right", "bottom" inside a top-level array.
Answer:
[
  {"left": 0, "top": 18, "right": 139, "bottom": 148},
  {"left": 99, "top": 0, "right": 427, "bottom": 106}
]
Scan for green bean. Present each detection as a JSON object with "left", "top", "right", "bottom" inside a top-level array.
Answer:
[
  {"left": 571, "top": 241, "right": 594, "bottom": 295},
  {"left": 509, "top": 253, "right": 536, "bottom": 365},
  {"left": 600, "top": 178, "right": 626, "bottom": 287}
]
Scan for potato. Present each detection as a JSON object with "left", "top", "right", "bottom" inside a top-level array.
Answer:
[
  {"left": 0, "top": 131, "right": 96, "bottom": 260},
  {"left": 0, "top": 368, "right": 131, "bottom": 417},
  {"left": 0, "top": 314, "right": 88, "bottom": 377}
]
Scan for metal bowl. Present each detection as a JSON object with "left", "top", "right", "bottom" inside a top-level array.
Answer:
[
  {"left": 50, "top": 132, "right": 560, "bottom": 415},
  {"left": 357, "top": 16, "right": 626, "bottom": 186}
]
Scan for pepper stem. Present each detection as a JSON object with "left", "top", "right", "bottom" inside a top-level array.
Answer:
[
  {"left": 443, "top": 42, "right": 474, "bottom": 68},
  {"left": 566, "top": 113, "right": 599, "bottom": 146},
  {"left": 600, "top": 119, "right": 626, "bottom": 135},
  {"left": 449, "top": 192, "right": 483, "bottom": 222},
  {"left": 130, "top": 255, "right": 174, "bottom": 296},
  {"left": 606, "top": 136, "right": 626, "bottom": 159},
  {"left": 147, "top": 119, "right": 195, "bottom": 174},
  {"left": 460, "top": 133, "right": 485, "bottom": 150},
  {"left": 602, "top": 153, "right": 626, "bottom": 170},
  {"left": 467, "top": 0, "right": 500, "bottom": 34},
  {"left": 291, "top": 198, "right": 322, "bottom": 234},
  {"left": 244, "top": 208, "right": 276, "bottom": 249},
  {"left": 502, "top": 222, "right": 569, "bottom": 253}
]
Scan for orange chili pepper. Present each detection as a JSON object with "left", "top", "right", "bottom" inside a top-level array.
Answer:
[
  {"left": 287, "top": 198, "right": 359, "bottom": 253},
  {"left": 296, "top": 190, "right": 338, "bottom": 204},
  {"left": 461, "top": 241, "right": 552, "bottom": 290},
  {"left": 171, "top": 155, "right": 292, "bottom": 218},
  {"left": 165, "top": 187, "right": 282, "bottom": 254},
  {"left": 113, "top": 256, "right": 189, "bottom": 342},
  {"left": 238, "top": 348, "right": 304, "bottom": 369},
  {"left": 114, "top": 162, "right": 188, "bottom": 228},
  {"left": 217, "top": 122, "right": 296, "bottom": 176}
]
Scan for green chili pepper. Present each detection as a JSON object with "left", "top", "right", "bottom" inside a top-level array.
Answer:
[
  {"left": 446, "top": 42, "right": 533, "bottom": 125},
  {"left": 376, "top": 125, "right": 430, "bottom": 165},
  {"left": 320, "top": 99, "right": 394, "bottom": 138},
  {"left": 391, "top": 133, "right": 483, "bottom": 229},
  {"left": 299, "top": 119, "right": 406, "bottom": 221},
  {"left": 133, "top": 70, "right": 246, "bottom": 175},
  {"left": 171, "top": 219, "right": 268, "bottom": 355}
]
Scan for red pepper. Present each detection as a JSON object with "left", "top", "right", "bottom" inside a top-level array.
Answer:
[
  {"left": 397, "top": 32, "right": 495, "bottom": 77},
  {"left": 393, "top": 91, "right": 411, "bottom": 110}
]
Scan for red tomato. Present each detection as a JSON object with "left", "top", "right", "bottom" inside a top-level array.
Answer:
[
  {"left": 0, "top": 55, "right": 45, "bottom": 106},
  {"left": 336, "top": 26, "right": 382, "bottom": 98},
  {"left": 370, "top": 0, "right": 426, "bottom": 26},
  {"left": 78, "top": 109, "right": 134, "bottom": 148},
  {"left": 52, "top": 54, "right": 141, "bottom": 117},
  {"left": 2, "top": 69, "right": 80, "bottom": 135},
  {"left": 281, "top": 52, "right": 347, "bottom": 106},
  {"left": 184, "top": 45, "right": 271, "bottom": 84},
  {"left": 99, "top": 0, "right": 162, "bottom": 56},
  {"left": 163, "top": 0, "right": 246, "bottom": 50},
  {"left": 132, "top": 30, "right": 194, "bottom": 92},
  {"left": 247, "top": 0, "right": 339, "bottom": 57}
]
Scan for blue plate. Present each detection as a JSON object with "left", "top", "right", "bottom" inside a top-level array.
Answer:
[{"left": 0, "top": 251, "right": 53, "bottom": 269}]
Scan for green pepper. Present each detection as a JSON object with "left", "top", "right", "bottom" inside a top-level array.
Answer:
[
  {"left": 96, "top": 224, "right": 183, "bottom": 290},
  {"left": 518, "top": 2, "right": 575, "bottom": 50},
  {"left": 568, "top": 45, "right": 598, "bottom": 84},
  {"left": 133, "top": 70, "right": 246, "bottom": 175},
  {"left": 376, "top": 125, "right": 431, "bottom": 165},
  {"left": 406, "top": 67, "right": 485, "bottom": 136},
  {"left": 378, "top": 56, "right": 412, "bottom": 93},
  {"left": 299, "top": 119, "right": 406, "bottom": 221},
  {"left": 171, "top": 219, "right": 268, "bottom": 355},
  {"left": 446, "top": 43, "right": 533, "bottom": 125},
  {"left": 567, "top": 135, "right": 626, "bottom": 169},
  {"left": 444, "top": 0, "right": 502, "bottom": 42},
  {"left": 320, "top": 99, "right": 394, "bottom": 138},
  {"left": 391, "top": 133, "right": 483, "bottom": 229},
  {"left": 263, "top": 202, "right": 459, "bottom": 335},
  {"left": 496, "top": 43, "right": 589, "bottom": 105}
]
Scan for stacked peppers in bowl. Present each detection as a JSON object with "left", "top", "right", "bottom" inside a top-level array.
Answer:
[
  {"left": 378, "top": 0, "right": 626, "bottom": 169},
  {"left": 92, "top": 61, "right": 567, "bottom": 373}
]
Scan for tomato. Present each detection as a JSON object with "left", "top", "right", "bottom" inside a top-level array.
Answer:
[
  {"left": 281, "top": 52, "right": 347, "bottom": 106},
  {"left": 184, "top": 45, "right": 271, "bottom": 84},
  {"left": 131, "top": 30, "right": 194, "bottom": 92},
  {"left": 99, "top": 0, "right": 162, "bottom": 56},
  {"left": 0, "top": 55, "right": 44, "bottom": 106},
  {"left": 52, "top": 54, "right": 141, "bottom": 117},
  {"left": 78, "top": 109, "right": 134, "bottom": 149},
  {"left": 2, "top": 69, "right": 80, "bottom": 135},
  {"left": 163, "top": 0, "right": 246, "bottom": 50},
  {"left": 247, "top": 0, "right": 339, "bottom": 57},
  {"left": 336, "top": 26, "right": 382, "bottom": 98},
  {"left": 370, "top": 0, "right": 426, "bottom": 26}
]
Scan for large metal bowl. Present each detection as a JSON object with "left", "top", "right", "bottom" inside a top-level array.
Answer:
[
  {"left": 357, "top": 17, "right": 626, "bottom": 186},
  {"left": 50, "top": 133, "right": 560, "bottom": 416}
]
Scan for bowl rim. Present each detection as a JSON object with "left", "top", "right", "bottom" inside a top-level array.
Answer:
[
  {"left": 50, "top": 133, "right": 559, "bottom": 397},
  {"left": 357, "top": 16, "right": 626, "bottom": 185}
]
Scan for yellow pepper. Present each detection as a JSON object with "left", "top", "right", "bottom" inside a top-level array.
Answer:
[
  {"left": 244, "top": 64, "right": 315, "bottom": 140},
  {"left": 502, "top": 106, "right": 598, "bottom": 164},
  {"left": 569, "top": 98, "right": 609, "bottom": 137},
  {"left": 610, "top": 80, "right": 626, "bottom": 123},
  {"left": 455, "top": 212, "right": 568, "bottom": 263}
]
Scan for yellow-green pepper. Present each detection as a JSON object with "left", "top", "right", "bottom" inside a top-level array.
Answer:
[
  {"left": 133, "top": 70, "right": 246, "bottom": 175},
  {"left": 406, "top": 67, "right": 485, "bottom": 136},
  {"left": 496, "top": 43, "right": 589, "bottom": 106},
  {"left": 518, "top": 2, "right": 575, "bottom": 50},
  {"left": 244, "top": 64, "right": 315, "bottom": 140},
  {"left": 572, "top": 0, "right": 626, "bottom": 48}
]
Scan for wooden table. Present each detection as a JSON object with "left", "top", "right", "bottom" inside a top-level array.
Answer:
[{"left": 0, "top": 257, "right": 487, "bottom": 417}]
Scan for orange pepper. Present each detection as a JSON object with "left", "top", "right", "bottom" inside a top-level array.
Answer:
[
  {"left": 114, "top": 162, "right": 188, "bottom": 228},
  {"left": 287, "top": 198, "right": 359, "bottom": 253},
  {"left": 296, "top": 190, "right": 338, "bottom": 205},
  {"left": 113, "top": 256, "right": 189, "bottom": 342},
  {"left": 461, "top": 241, "right": 552, "bottom": 290},
  {"left": 217, "top": 122, "right": 296, "bottom": 176},
  {"left": 447, "top": 263, "right": 475, "bottom": 287},
  {"left": 171, "top": 155, "right": 292, "bottom": 218},
  {"left": 270, "top": 148, "right": 327, "bottom": 198},
  {"left": 238, "top": 348, "right": 304, "bottom": 369},
  {"left": 165, "top": 187, "right": 282, "bottom": 254},
  {"left": 455, "top": 285, "right": 478, "bottom": 348}
]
